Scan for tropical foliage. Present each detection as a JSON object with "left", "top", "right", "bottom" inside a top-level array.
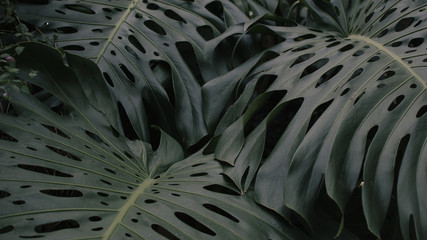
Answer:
[{"left": 0, "top": 0, "right": 426, "bottom": 239}]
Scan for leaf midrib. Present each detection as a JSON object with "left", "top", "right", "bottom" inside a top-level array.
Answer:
[
  {"left": 102, "top": 177, "right": 155, "bottom": 240},
  {"left": 95, "top": 0, "right": 140, "bottom": 63},
  {"left": 349, "top": 34, "right": 427, "bottom": 88}
]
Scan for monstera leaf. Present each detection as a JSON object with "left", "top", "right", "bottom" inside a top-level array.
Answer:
[
  {"left": 13, "top": 0, "right": 251, "bottom": 147},
  {"left": 0, "top": 43, "right": 312, "bottom": 240},
  {"left": 202, "top": 0, "right": 427, "bottom": 239},
  {"left": 3, "top": 0, "right": 427, "bottom": 239}
]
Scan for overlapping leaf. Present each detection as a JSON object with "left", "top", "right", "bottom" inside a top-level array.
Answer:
[
  {"left": 14, "top": 0, "right": 250, "bottom": 147},
  {"left": 202, "top": 0, "right": 427, "bottom": 239},
  {"left": 0, "top": 43, "right": 310, "bottom": 240}
]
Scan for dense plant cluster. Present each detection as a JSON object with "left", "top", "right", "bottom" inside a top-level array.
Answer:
[{"left": 0, "top": 0, "right": 426, "bottom": 239}]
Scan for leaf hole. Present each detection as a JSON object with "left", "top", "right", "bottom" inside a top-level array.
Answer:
[
  {"left": 119, "top": 64, "right": 135, "bottom": 83},
  {"left": 203, "top": 184, "right": 240, "bottom": 196},
  {"left": 174, "top": 212, "right": 216, "bottom": 236},
  {"left": 100, "top": 179, "right": 112, "bottom": 186},
  {"left": 190, "top": 172, "right": 208, "bottom": 177},
  {"left": 353, "top": 91, "right": 366, "bottom": 105},
  {"left": 41, "top": 124, "right": 70, "bottom": 139},
  {"left": 340, "top": 88, "right": 350, "bottom": 96},
  {"left": 264, "top": 98, "right": 303, "bottom": 157},
  {"left": 147, "top": 3, "right": 159, "bottom": 10},
  {"left": 378, "top": 71, "right": 395, "bottom": 80},
  {"left": 0, "top": 190, "right": 11, "bottom": 199},
  {"left": 377, "top": 29, "right": 388, "bottom": 38},
  {"left": 316, "top": 65, "right": 343, "bottom": 88},
  {"left": 203, "top": 204, "right": 239, "bottom": 223},
  {"left": 128, "top": 35, "right": 146, "bottom": 54},
  {"left": 62, "top": 45, "right": 85, "bottom": 51},
  {"left": 196, "top": 25, "right": 214, "bottom": 41},
  {"left": 56, "top": 26, "right": 77, "bottom": 34},
  {"left": 391, "top": 41, "right": 402, "bottom": 47},
  {"left": 40, "top": 189, "right": 83, "bottom": 198},
  {"left": 205, "top": 1, "right": 224, "bottom": 20},
  {"left": 97, "top": 192, "right": 109, "bottom": 197},
  {"left": 299, "top": 58, "right": 329, "bottom": 79},
  {"left": 380, "top": 8, "right": 396, "bottom": 22},
  {"left": 290, "top": 53, "right": 315, "bottom": 67},
  {"left": 18, "top": 164, "right": 73, "bottom": 177},
  {"left": 353, "top": 50, "right": 364, "bottom": 56},
  {"left": 89, "top": 216, "right": 102, "bottom": 222},
  {"left": 294, "top": 34, "right": 316, "bottom": 41},
  {"left": 151, "top": 224, "right": 179, "bottom": 240},
  {"left": 306, "top": 99, "right": 334, "bottom": 134},
  {"left": 65, "top": 4, "right": 95, "bottom": 14},
  {"left": 291, "top": 44, "right": 314, "bottom": 52},
  {"left": 35, "top": 219, "right": 80, "bottom": 233},
  {"left": 92, "top": 28, "right": 103, "bottom": 33},
  {"left": 338, "top": 44, "right": 354, "bottom": 52},
  {"left": 408, "top": 38, "right": 424, "bottom": 48},
  {"left": 395, "top": 17, "right": 415, "bottom": 32},
  {"left": 368, "top": 56, "right": 380, "bottom": 62},
  {"left": 13, "top": 200, "right": 25, "bottom": 205},
  {"left": 0, "top": 225, "right": 13, "bottom": 234},
  {"left": 144, "top": 199, "right": 157, "bottom": 204},
  {"left": 176, "top": 41, "right": 204, "bottom": 85},
  {"left": 165, "top": 9, "right": 186, "bottom": 23},
  {"left": 416, "top": 105, "right": 427, "bottom": 118},
  {"left": 144, "top": 20, "right": 166, "bottom": 35},
  {"left": 0, "top": 130, "right": 18, "bottom": 142},
  {"left": 388, "top": 95, "right": 405, "bottom": 111},
  {"left": 117, "top": 101, "right": 140, "bottom": 140}
]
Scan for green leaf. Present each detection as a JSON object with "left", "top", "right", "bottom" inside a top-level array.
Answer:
[
  {"left": 14, "top": 0, "right": 250, "bottom": 146},
  {"left": 0, "top": 43, "right": 309, "bottom": 240}
]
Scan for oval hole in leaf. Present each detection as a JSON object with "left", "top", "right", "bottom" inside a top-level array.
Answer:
[
  {"left": 203, "top": 184, "right": 240, "bottom": 196},
  {"left": 290, "top": 53, "right": 315, "bottom": 67},
  {"left": 292, "top": 44, "right": 313, "bottom": 52},
  {"left": 119, "top": 64, "right": 135, "bottom": 83},
  {"left": 294, "top": 34, "right": 316, "bottom": 41},
  {"left": 176, "top": 41, "right": 204, "bottom": 85},
  {"left": 339, "top": 44, "right": 354, "bottom": 52},
  {"left": 45, "top": 145, "right": 82, "bottom": 161},
  {"left": 408, "top": 38, "right": 424, "bottom": 48},
  {"left": 395, "top": 17, "right": 414, "bottom": 32},
  {"left": 35, "top": 219, "right": 79, "bottom": 233},
  {"left": 0, "top": 130, "right": 18, "bottom": 142},
  {"left": 377, "top": 29, "right": 388, "bottom": 38},
  {"left": 203, "top": 203, "right": 239, "bottom": 223},
  {"left": 416, "top": 105, "right": 427, "bottom": 118},
  {"left": 147, "top": 3, "right": 159, "bottom": 10},
  {"left": 65, "top": 4, "right": 95, "bottom": 14},
  {"left": 0, "top": 190, "right": 11, "bottom": 199},
  {"left": 128, "top": 35, "right": 146, "bottom": 54},
  {"left": 316, "top": 65, "right": 343, "bottom": 88},
  {"left": 40, "top": 189, "right": 83, "bottom": 198},
  {"left": 144, "top": 20, "right": 166, "bottom": 35},
  {"left": 378, "top": 71, "right": 395, "bottom": 80},
  {"left": 380, "top": 8, "right": 397, "bottom": 22},
  {"left": 368, "top": 56, "right": 380, "bottom": 62},
  {"left": 388, "top": 95, "right": 405, "bottom": 111},
  {"left": 165, "top": 9, "right": 186, "bottom": 23},
  {"left": 205, "top": 1, "right": 224, "bottom": 20},
  {"left": 89, "top": 216, "right": 102, "bottom": 222},
  {"left": 391, "top": 41, "right": 402, "bottom": 47},
  {"left": 62, "top": 45, "right": 85, "bottom": 51},
  {"left": 174, "top": 212, "right": 216, "bottom": 236},
  {"left": 196, "top": 25, "right": 214, "bottom": 41},
  {"left": 56, "top": 26, "right": 77, "bottom": 34},
  {"left": 0, "top": 225, "right": 13, "bottom": 234},
  {"left": 326, "top": 41, "right": 340, "bottom": 48},
  {"left": 306, "top": 99, "right": 334, "bottom": 134},
  {"left": 190, "top": 172, "right": 208, "bottom": 177},
  {"left": 151, "top": 224, "right": 179, "bottom": 240},
  {"left": 17, "top": 164, "right": 73, "bottom": 177},
  {"left": 299, "top": 58, "right": 329, "bottom": 79},
  {"left": 40, "top": 124, "right": 70, "bottom": 139}
]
